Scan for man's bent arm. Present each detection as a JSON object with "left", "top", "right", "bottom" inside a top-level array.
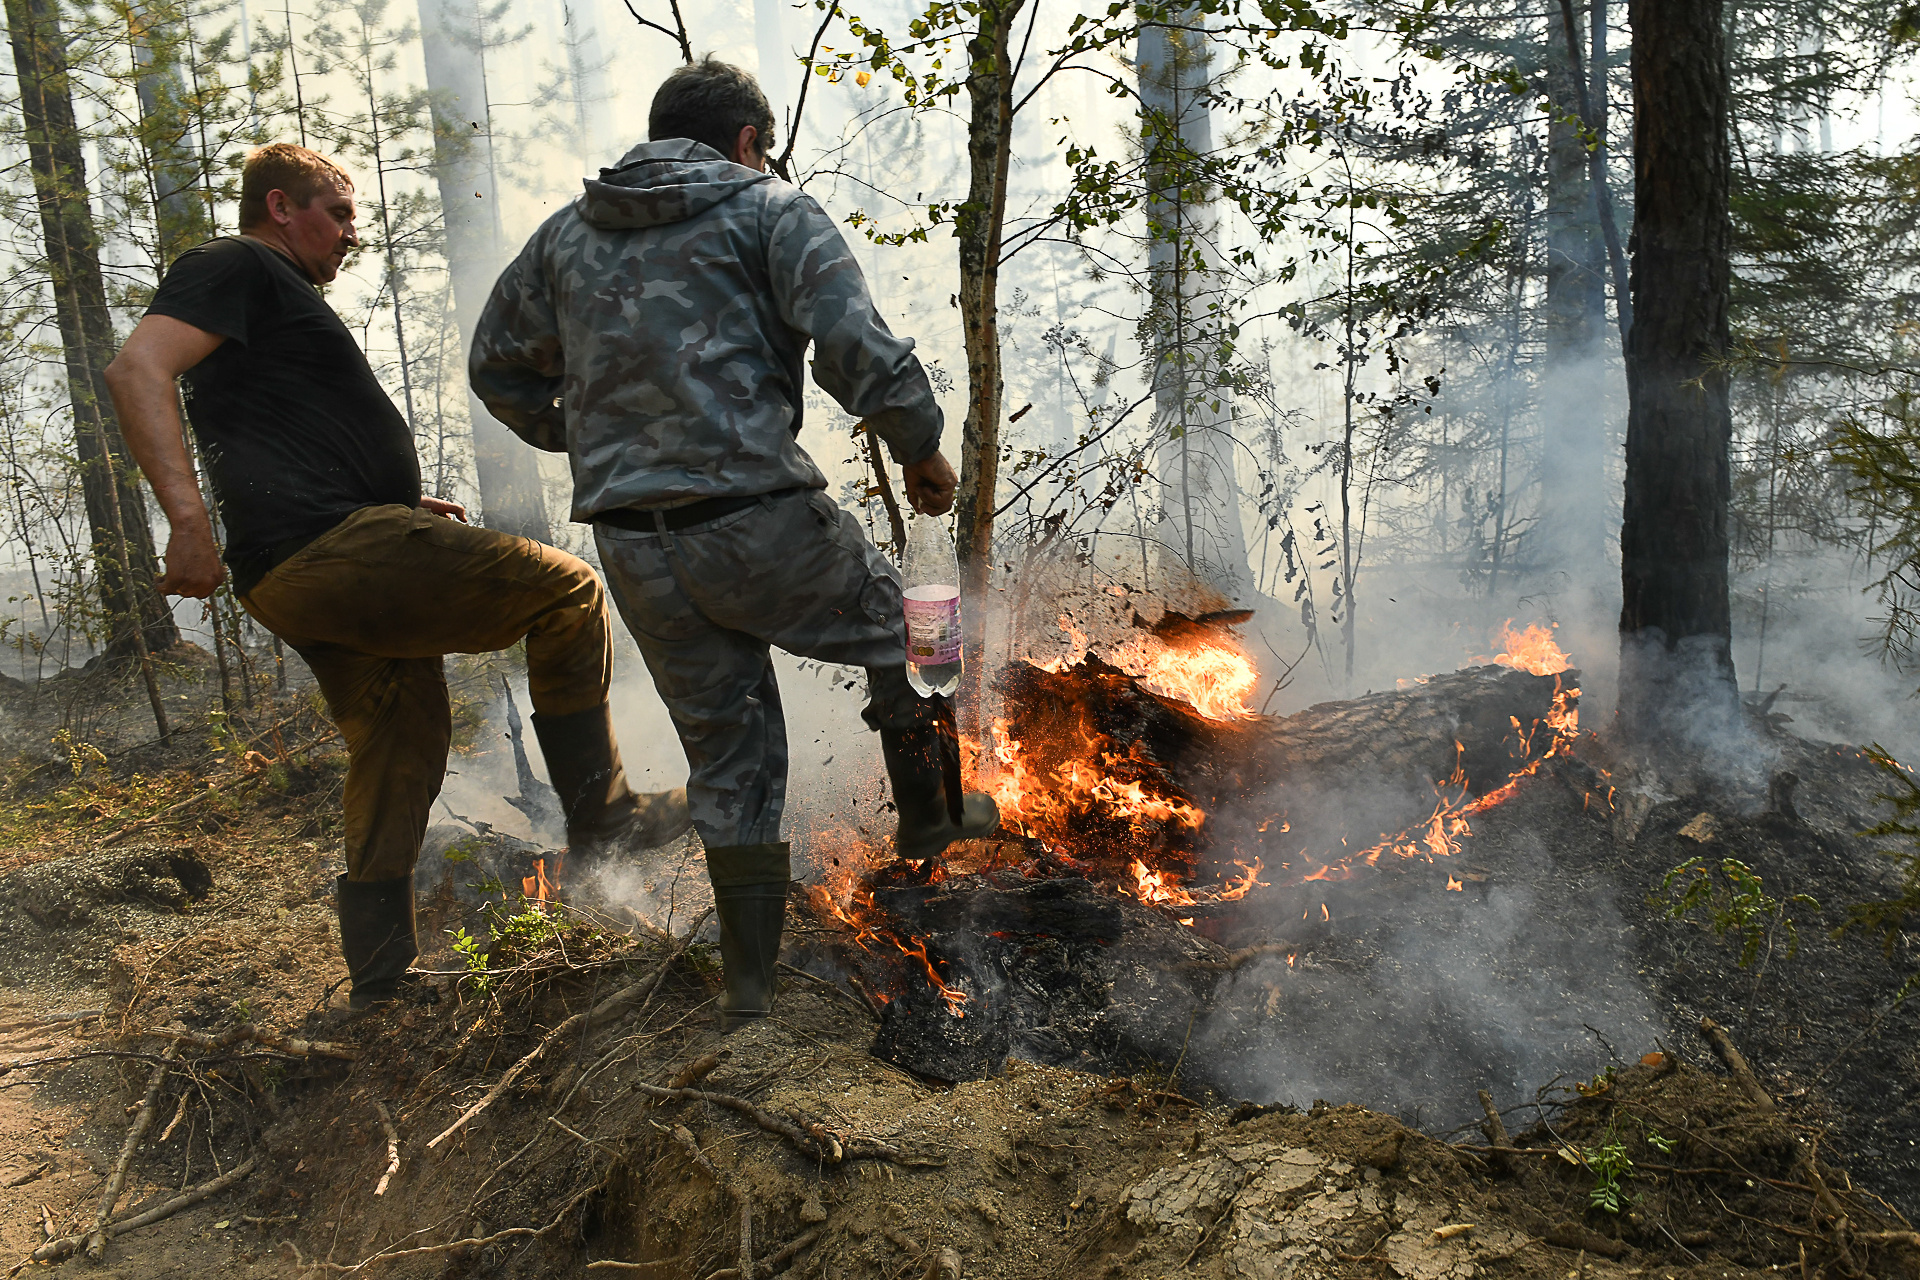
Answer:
[
  {"left": 104, "top": 315, "right": 228, "bottom": 597},
  {"left": 470, "top": 235, "right": 568, "bottom": 452},
  {"left": 768, "top": 195, "right": 943, "bottom": 467}
]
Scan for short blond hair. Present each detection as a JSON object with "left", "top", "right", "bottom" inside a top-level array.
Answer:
[{"left": 238, "top": 144, "right": 352, "bottom": 229}]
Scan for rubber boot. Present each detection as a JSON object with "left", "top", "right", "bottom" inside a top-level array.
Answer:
[
  {"left": 880, "top": 726, "right": 1001, "bottom": 862},
  {"left": 532, "top": 703, "right": 690, "bottom": 857},
  {"left": 706, "top": 843, "right": 790, "bottom": 1031},
  {"left": 335, "top": 875, "right": 419, "bottom": 1009}
]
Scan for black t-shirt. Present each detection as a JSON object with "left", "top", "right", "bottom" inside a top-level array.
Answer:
[{"left": 146, "top": 237, "right": 420, "bottom": 591}]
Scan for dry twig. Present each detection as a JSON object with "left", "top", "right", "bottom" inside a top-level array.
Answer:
[
  {"left": 85, "top": 1044, "right": 177, "bottom": 1260},
  {"left": 1476, "top": 1089, "right": 1512, "bottom": 1174},
  {"left": 158, "top": 1092, "right": 190, "bottom": 1143},
  {"left": 28, "top": 1157, "right": 256, "bottom": 1265},
  {"left": 704, "top": 1227, "right": 825, "bottom": 1279},
  {"left": 373, "top": 1102, "right": 400, "bottom": 1196},
  {"left": 633, "top": 1080, "right": 937, "bottom": 1166},
  {"left": 151, "top": 1023, "right": 356, "bottom": 1061},
  {"left": 1699, "top": 1017, "right": 1776, "bottom": 1110}
]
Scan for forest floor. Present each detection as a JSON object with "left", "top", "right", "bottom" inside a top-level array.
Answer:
[{"left": 0, "top": 644, "right": 1915, "bottom": 1279}]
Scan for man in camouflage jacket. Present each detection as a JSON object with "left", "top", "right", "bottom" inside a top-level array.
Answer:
[{"left": 471, "top": 58, "right": 998, "bottom": 1028}]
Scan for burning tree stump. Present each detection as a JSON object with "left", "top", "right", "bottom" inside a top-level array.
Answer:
[{"left": 807, "top": 623, "right": 1583, "bottom": 1084}]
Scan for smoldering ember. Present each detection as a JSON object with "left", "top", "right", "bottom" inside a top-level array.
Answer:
[{"left": 5, "top": 0, "right": 1920, "bottom": 1277}]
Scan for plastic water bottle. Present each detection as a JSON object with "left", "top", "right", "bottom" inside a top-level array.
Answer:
[{"left": 903, "top": 514, "right": 962, "bottom": 698}]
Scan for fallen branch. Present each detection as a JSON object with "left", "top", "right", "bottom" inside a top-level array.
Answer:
[
  {"left": 158, "top": 1093, "right": 190, "bottom": 1142},
  {"left": 96, "top": 785, "right": 225, "bottom": 848},
  {"left": 373, "top": 1103, "right": 400, "bottom": 1197},
  {"left": 704, "top": 1226, "right": 824, "bottom": 1280},
  {"left": 1859, "top": 1232, "right": 1920, "bottom": 1247},
  {"left": 0, "top": 1011, "right": 99, "bottom": 1036},
  {"left": 427, "top": 910, "right": 710, "bottom": 1151},
  {"left": 664, "top": 1051, "right": 728, "bottom": 1092},
  {"left": 1699, "top": 1017, "right": 1776, "bottom": 1111},
  {"left": 669, "top": 1123, "right": 723, "bottom": 1183},
  {"left": 86, "top": 1044, "right": 177, "bottom": 1260},
  {"left": 30, "top": 1157, "right": 256, "bottom": 1264},
  {"left": 150, "top": 1023, "right": 357, "bottom": 1062},
  {"left": 1, "top": 1162, "right": 48, "bottom": 1189},
  {"left": 1180, "top": 942, "right": 1296, "bottom": 973}
]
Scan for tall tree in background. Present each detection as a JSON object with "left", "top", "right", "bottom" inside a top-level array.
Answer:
[
  {"left": 1617, "top": 0, "right": 1737, "bottom": 740},
  {"left": 416, "top": 0, "right": 552, "bottom": 541},
  {"left": 1138, "top": 14, "right": 1252, "bottom": 603},
  {"left": 6, "top": 0, "right": 180, "bottom": 658},
  {"left": 1533, "top": 0, "right": 1614, "bottom": 596},
  {"left": 126, "top": 0, "right": 217, "bottom": 267},
  {"left": 951, "top": 0, "right": 1027, "bottom": 637}
]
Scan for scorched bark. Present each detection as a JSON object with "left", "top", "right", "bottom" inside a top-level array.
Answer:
[{"left": 1618, "top": 0, "right": 1739, "bottom": 738}]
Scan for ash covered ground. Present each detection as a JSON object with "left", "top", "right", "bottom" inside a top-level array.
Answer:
[{"left": 0, "top": 633, "right": 1913, "bottom": 1277}]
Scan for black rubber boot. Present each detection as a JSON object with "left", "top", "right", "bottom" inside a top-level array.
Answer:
[
  {"left": 880, "top": 726, "right": 1001, "bottom": 862},
  {"left": 705, "top": 843, "right": 790, "bottom": 1031},
  {"left": 335, "top": 875, "right": 419, "bottom": 1009},
  {"left": 532, "top": 703, "right": 690, "bottom": 856}
]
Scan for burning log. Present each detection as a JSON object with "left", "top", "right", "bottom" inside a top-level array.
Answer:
[
  {"left": 993, "top": 632, "right": 1578, "bottom": 905},
  {"left": 806, "top": 616, "right": 1584, "bottom": 1083}
]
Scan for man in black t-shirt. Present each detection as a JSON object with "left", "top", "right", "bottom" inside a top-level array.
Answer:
[{"left": 105, "top": 144, "right": 689, "bottom": 1011}]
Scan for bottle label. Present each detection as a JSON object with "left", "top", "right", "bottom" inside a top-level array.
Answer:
[{"left": 904, "top": 586, "right": 961, "bottom": 665}]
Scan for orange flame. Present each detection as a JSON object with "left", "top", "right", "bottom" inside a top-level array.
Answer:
[
  {"left": 808, "top": 884, "right": 970, "bottom": 1017},
  {"left": 1291, "top": 677, "right": 1580, "bottom": 886},
  {"left": 522, "top": 858, "right": 554, "bottom": 906},
  {"left": 1040, "top": 616, "right": 1259, "bottom": 721},
  {"left": 990, "top": 718, "right": 1205, "bottom": 840},
  {"left": 1486, "top": 620, "right": 1572, "bottom": 676}
]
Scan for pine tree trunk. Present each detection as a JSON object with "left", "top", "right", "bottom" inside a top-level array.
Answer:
[
  {"left": 1138, "top": 16, "right": 1251, "bottom": 603},
  {"left": 417, "top": 0, "right": 552, "bottom": 543},
  {"left": 7, "top": 0, "right": 180, "bottom": 658},
  {"left": 1618, "top": 0, "right": 1738, "bottom": 741},
  {"left": 1537, "top": 1, "right": 1611, "bottom": 587},
  {"left": 952, "top": 0, "right": 1023, "bottom": 718}
]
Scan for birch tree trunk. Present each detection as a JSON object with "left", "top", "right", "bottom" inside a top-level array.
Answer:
[
  {"left": 7, "top": 0, "right": 180, "bottom": 657},
  {"left": 1138, "top": 17, "right": 1251, "bottom": 603},
  {"left": 952, "top": 0, "right": 1024, "bottom": 715},
  {"left": 1618, "top": 0, "right": 1739, "bottom": 742},
  {"left": 417, "top": 0, "right": 552, "bottom": 541}
]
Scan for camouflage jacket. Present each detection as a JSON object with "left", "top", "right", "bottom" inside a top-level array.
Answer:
[{"left": 470, "top": 139, "right": 943, "bottom": 519}]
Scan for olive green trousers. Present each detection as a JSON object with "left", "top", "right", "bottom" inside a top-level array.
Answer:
[{"left": 241, "top": 504, "right": 614, "bottom": 881}]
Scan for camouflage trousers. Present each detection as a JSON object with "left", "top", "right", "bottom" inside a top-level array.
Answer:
[{"left": 595, "top": 488, "right": 934, "bottom": 849}]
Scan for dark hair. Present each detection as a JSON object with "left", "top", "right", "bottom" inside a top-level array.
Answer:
[
  {"left": 238, "top": 143, "right": 353, "bottom": 229},
  {"left": 648, "top": 57, "right": 776, "bottom": 162}
]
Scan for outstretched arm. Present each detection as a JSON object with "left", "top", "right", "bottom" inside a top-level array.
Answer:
[{"left": 104, "top": 315, "right": 227, "bottom": 598}]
